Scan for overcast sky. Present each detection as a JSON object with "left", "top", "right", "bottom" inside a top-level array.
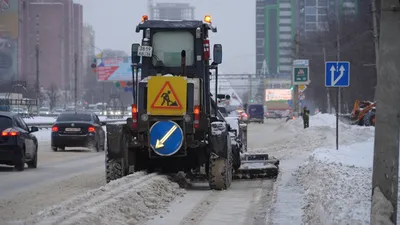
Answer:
[{"left": 75, "top": 0, "right": 255, "bottom": 74}]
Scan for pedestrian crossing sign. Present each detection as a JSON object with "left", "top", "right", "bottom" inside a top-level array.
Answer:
[{"left": 148, "top": 76, "right": 187, "bottom": 116}]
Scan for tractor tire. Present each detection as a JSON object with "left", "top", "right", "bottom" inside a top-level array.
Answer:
[
  {"left": 208, "top": 155, "right": 233, "bottom": 190},
  {"left": 232, "top": 145, "right": 241, "bottom": 171},
  {"left": 105, "top": 133, "right": 129, "bottom": 183},
  {"left": 363, "top": 111, "right": 376, "bottom": 127}
]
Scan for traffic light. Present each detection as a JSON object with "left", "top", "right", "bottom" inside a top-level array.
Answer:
[
  {"left": 290, "top": 86, "right": 294, "bottom": 91},
  {"left": 250, "top": 99, "right": 254, "bottom": 103},
  {"left": 91, "top": 58, "right": 97, "bottom": 71}
]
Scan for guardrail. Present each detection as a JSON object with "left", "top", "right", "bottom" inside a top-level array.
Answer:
[{"left": 25, "top": 118, "right": 127, "bottom": 129}]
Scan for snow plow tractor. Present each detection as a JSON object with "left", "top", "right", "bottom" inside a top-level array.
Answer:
[
  {"left": 350, "top": 100, "right": 376, "bottom": 126},
  {"left": 105, "top": 15, "right": 279, "bottom": 190},
  {"left": 105, "top": 15, "right": 238, "bottom": 190}
]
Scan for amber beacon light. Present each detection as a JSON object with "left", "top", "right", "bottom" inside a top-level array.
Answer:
[
  {"left": 204, "top": 15, "right": 212, "bottom": 23},
  {"left": 142, "top": 15, "right": 149, "bottom": 22}
]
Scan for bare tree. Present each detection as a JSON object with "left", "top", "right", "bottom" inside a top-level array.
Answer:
[
  {"left": 299, "top": 1, "right": 377, "bottom": 113},
  {"left": 47, "top": 83, "right": 59, "bottom": 111}
]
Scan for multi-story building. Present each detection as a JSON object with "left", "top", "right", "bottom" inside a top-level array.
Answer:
[
  {"left": 82, "top": 24, "right": 95, "bottom": 92},
  {"left": 73, "top": 3, "right": 83, "bottom": 94},
  {"left": 23, "top": 1, "right": 65, "bottom": 89},
  {"left": 255, "top": 0, "right": 296, "bottom": 78},
  {"left": 149, "top": 1, "right": 194, "bottom": 20},
  {"left": 18, "top": 0, "right": 83, "bottom": 92},
  {"left": 298, "top": 0, "right": 358, "bottom": 37}
]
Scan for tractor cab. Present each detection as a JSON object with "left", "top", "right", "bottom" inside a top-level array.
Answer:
[{"left": 135, "top": 15, "right": 217, "bottom": 79}]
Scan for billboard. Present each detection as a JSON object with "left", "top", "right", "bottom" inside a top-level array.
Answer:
[
  {"left": 0, "top": 0, "right": 18, "bottom": 82},
  {"left": 95, "top": 56, "right": 141, "bottom": 81},
  {"left": 265, "top": 89, "right": 291, "bottom": 101}
]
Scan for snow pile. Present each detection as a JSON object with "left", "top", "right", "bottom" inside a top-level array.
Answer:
[
  {"left": 266, "top": 113, "right": 375, "bottom": 224},
  {"left": 15, "top": 172, "right": 185, "bottom": 225},
  {"left": 296, "top": 137, "right": 398, "bottom": 224},
  {"left": 23, "top": 116, "right": 128, "bottom": 124},
  {"left": 24, "top": 116, "right": 57, "bottom": 124}
]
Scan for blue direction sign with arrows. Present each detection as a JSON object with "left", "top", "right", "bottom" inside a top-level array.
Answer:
[
  {"left": 325, "top": 61, "right": 350, "bottom": 87},
  {"left": 149, "top": 120, "right": 183, "bottom": 156}
]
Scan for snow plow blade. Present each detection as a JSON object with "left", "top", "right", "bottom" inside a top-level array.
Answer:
[{"left": 234, "top": 153, "right": 279, "bottom": 179}]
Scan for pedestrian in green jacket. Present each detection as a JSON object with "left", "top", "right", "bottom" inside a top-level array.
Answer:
[{"left": 302, "top": 106, "right": 310, "bottom": 129}]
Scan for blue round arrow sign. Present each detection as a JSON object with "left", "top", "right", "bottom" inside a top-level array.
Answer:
[{"left": 149, "top": 120, "right": 183, "bottom": 156}]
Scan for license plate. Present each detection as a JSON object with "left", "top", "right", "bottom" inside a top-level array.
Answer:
[
  {"left": 137, "top": 46, "right": 153, "bottom": 57},
  {"left": 65, "top": 128, "right": 80, "bottom": 132}
]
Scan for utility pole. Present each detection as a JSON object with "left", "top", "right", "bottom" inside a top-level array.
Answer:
[
  {"left": 35, "top": 14, "right": 40, "bottom": 116},
  {"left": 323, "top": 47, "right": 331, "bottom": 113},
  {"left": 74, "top": 53, "right": 78, "bottom": 111},
  {"left": 248, "top": 74, "right": 252, "bottom": 103},
  {"left": 371, "top": 0, "right": 380, "bottom": 98},
  {"left": 293, "top": 29, "right": 300, "bottom": 116},
  {"left": 335, "top": 1, "right": 341, "bottom": 150},
  {"left": 370, "top": 0, "right": 400, "bottom": 223}
]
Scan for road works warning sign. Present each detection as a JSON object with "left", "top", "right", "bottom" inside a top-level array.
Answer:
[{"left": 147, "top": 76, "right": 187, "bottom": 116}]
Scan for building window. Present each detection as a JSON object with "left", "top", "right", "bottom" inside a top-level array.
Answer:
[
  {"left": 318, "top": 14, "right": 328, "bottom": 22},
  {"left": 256, "top": 8, "right": 264, "bottom": 15},
  {"left": 318, "top": 0, "right": 329, "bottom": 6},
  {"left": 318, "top": 7, "right": 328, "bottom": 15},
  {"left": 256, "top": 38, "right": 264, "bottom": 47},
  {"left": 305, "top": 6, "right": 317, "bottom": 15},
  {"left": 256, "top": 31, "right": 265, "bottom": 39},
  {"left": 305, "top": 0, "right": 316, "bottom": 6},
  {"left": 305, "top": 15, "right": 317, "bottom": 22},
  {"left": 256, "top": 24, "right": 264, "bottom": 31},
  {"left": 305, "top": 23, "right": 317, "bottom": 30}
]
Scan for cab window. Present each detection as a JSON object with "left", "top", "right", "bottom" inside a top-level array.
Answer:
[{"left": 152, "top": 31, "right": 194, "bottom": 67}]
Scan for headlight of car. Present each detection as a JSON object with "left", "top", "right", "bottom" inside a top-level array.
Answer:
[{"left": 115, "top": 111, "right": 121, "bottom": 115}]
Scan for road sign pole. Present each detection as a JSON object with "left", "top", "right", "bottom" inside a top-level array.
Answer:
[{"left": 336, "top": 87, "right": 339, "bottom": 150}]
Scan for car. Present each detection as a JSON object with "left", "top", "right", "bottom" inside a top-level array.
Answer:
[
  {"left": 11, "top": 107, "right": 28, "bottom": 114},
  {"left": 265, "top": 110, "right": 282, "bottom": 119},
  {"left": 0, "top": 112, "right": 39, "bottom": 171},
  {"left": 52, "top": 108, "right": 64, "bottom": 116},
  {"left": 247, "top": 104, "right": 265, "bottom": 123},
  {"left": 39, "top": 107, "right": 51, "bottom": 116},
  {"left": 51, "top": 111, "right": 106, "bottom": 152}
]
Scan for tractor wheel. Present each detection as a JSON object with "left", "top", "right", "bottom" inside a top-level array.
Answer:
[
  {"left": 232, "top": 145, "right": 241, "bottom": 171},
  {"left": 105, "top": 134, "right": 129, "bottom": 183},
  {"left": 363, "top": 111, "right": 376, "bottom": 127},
  {"left": 208, "top": 155, "right": 233, "bottom": 190}
]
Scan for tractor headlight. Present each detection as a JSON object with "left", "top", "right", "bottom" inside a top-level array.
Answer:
[
  {"left": 141, "top": 114, "right": 148, "bottom": 121},
  {"left": 183, "top": 114, "right": 191, "bottom": 122}
]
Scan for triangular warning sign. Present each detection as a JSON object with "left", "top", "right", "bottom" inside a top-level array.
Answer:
[{"left": 150, "top": 81, "right": 183, "bottom": 109}]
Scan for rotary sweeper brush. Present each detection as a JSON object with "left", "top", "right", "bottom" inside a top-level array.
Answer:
[{"left": 234, "top": 152, "right": 280, "bottom": 179}]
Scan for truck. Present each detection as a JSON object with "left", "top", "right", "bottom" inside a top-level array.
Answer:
[{"left": 105, "top": 15, "right": 278, "bottom": 190}]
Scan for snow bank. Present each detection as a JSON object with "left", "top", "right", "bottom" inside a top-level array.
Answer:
[
  {"left": 297, "top": 137, "right": 399, "bottom": 224},
  {"left": 24, "top": 116, "right": 128, "bottom": 124},
  {"left": 266, "top": 113, "right": 375, "bottom": 224},
  {"left": 15, "top": 172, "right": 185, "bottom": 225}
]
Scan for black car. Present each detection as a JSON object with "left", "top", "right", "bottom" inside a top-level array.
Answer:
[
  {"left": 0, "top": 112, "right": 39, "bottom": 171},
  {"left": 51, "top": 112, "right": 106, "bottom": 152}
]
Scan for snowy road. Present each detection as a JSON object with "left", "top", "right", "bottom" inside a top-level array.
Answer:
[
  {"left": 147, "top": 120, "right": 287, "bottom": 225},
  {"left": 0, "top": 129, "right": 106, "bottom": 223},
  {"left": 0, "top": 119, "right": 287, "bottom": 224}
]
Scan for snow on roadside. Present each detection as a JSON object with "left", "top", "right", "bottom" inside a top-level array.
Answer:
[
  {"left": 23, "top": 116, "right": 128, "bottom": 124},
  {"left": 265, "top": 113, "right": 375, "bottom": 225},
  {"left": 13, "top": 172, "right": 185, "bottom": 225},
  {"left": 297, "top": 137, "right": 398, "bottom": 224}
]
